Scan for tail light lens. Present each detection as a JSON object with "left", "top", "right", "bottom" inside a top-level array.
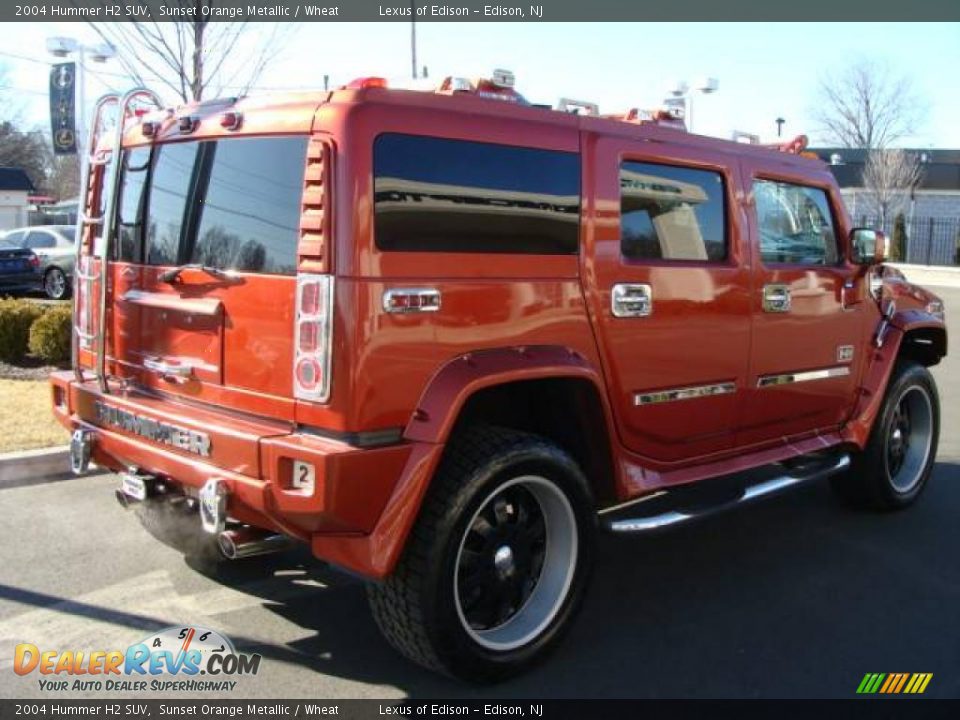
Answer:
[
  {"left": 75, "top": 255, "right": 92, "bottom": 350},
  {"left": 28, "top": 254, "right": 40, "bottom": 268},
  {"left": 294, "top": 274, "right": 333, "bottom": 403}
]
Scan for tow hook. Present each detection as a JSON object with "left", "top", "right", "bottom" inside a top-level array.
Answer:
[
  {"left": 199, "top": 479, "right": 227, "bottom": 535},
  {"left": 70, "top": 430, "right": 93, "bottom": 475}
]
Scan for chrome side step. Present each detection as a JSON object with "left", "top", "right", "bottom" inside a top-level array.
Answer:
[{"left": 604, "top": 454, "right": 850, "bottom": 534}]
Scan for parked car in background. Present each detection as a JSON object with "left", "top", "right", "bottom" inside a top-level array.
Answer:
[
  {"left": 0, "top": 236, "right": 41, "bottom": 296},
  {"left": 0, "top": 225, "right": 76, "bottom": 299}
]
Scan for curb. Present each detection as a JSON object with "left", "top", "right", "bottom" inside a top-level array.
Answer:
[
  {"left": 0, "top": 446, "right": 84, "bottom": 488},
  {"left": 888, "top": 263, "right": 960, "bottom": 289}
]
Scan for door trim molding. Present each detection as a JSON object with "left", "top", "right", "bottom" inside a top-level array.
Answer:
[
  {"left": 634, "top": 381, "right": 736, "bottom": 406},
  {"left": 757, "top": 365, "right": 850, "bottom": 388}
]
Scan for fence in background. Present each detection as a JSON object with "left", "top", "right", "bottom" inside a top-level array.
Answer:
[{"left": 856, "top": 215, "right": 960, "bottom": 267}]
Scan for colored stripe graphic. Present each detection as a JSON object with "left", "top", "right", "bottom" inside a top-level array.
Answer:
[{"left": 857, "top": 673, "right": 932, "bottom": 694}]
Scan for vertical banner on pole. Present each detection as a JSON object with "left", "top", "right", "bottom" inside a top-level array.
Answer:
[{"left": 50, "top": 62, "right": 77, "bottom": 155}]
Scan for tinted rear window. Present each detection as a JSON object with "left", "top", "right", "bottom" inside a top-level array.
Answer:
[
  {"left": 136, "top": 136, "right": 307, "bottom": 274},
  {"left": 117, "top": 147, "right": 151, "bottom": 262},
  {"left": 374, "top": 133, "right": 580, "bottom": 254}
]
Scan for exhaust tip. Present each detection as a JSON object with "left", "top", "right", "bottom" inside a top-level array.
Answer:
[
  {"left": 218, "top": 528, "right": 292, "bottom": 560},
  {"left": 217, "top": 531, "right": 239, "bottom": 560},
  {"left": 114, "top": 489, "right": 131, "bottom": 509}
]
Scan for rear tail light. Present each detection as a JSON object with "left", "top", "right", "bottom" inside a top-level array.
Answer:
[
  {"left": 294, "top": 274, "right": 333, "bottom": 403},
  {"left": 28, "top": 254, "right": 40, "bottom": 268},
  {"left": 76, "top": 255, "right": 92, "bottom": 350}
]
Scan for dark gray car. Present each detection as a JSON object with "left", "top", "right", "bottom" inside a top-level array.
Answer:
[{"left": 0, "top": 225, "right": 76, "bottom": 299}]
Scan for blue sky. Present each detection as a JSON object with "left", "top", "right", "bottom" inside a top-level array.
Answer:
[{"left": 2, "top": 21, "right": 959, "bottom": 147}]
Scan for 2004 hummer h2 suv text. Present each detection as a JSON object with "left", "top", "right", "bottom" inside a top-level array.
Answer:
[{"left": 52, "top": 73, "right": 947, "bottom": 681}]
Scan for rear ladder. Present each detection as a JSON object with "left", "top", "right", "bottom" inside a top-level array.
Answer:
[{"left": 72, "top": 88, "right": 164, "bottom": 392}]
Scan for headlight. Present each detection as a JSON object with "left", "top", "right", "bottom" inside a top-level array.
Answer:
[{"left": 926, "top": 300, "right": 945, "bottom": 321}]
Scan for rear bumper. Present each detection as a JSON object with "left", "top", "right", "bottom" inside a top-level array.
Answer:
[
  {"left": 0, "top": 272, "right": 40, "bottom": 291},
  {"left": 50, "top": 371, "right": 440, "bottom": 578}
]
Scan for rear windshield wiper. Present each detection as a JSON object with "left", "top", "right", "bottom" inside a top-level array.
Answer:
[{"left": 158, "top": 264, "right": 230, "bottom": 284}]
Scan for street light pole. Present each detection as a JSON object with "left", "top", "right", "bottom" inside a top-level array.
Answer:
[
  {"left": 76, "top": 44, "right": 87, "bottom": 162},
  {"left": 410, "top": 1, "right": 417, "bottom": 79}
]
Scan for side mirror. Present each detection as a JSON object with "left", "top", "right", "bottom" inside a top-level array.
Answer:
[{"left": 850, "top": 228, "right": 886, "bottom": 266}]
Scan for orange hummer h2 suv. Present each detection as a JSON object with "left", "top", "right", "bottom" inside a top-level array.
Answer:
[{"left": 51, "top": 73, "right": 947, "bottom": 681}]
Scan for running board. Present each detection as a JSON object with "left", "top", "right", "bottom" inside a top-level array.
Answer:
[{"left": 604, "top": 454, "right": 851, "bottom": 534}]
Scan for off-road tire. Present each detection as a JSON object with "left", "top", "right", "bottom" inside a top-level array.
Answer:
[
  {"left": 831, "top": 361, "right": 939, "bottom": 510},
  {"left": 367, "top": 425, "right": 596, "bottom": 681}
]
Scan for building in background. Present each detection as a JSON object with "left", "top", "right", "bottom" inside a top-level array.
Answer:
[
  {"left": 811, "top": 148, "right": 960, "bottom": 266},
  {"left": 0, "top": 168, "right": 37, "bottom": 231}
]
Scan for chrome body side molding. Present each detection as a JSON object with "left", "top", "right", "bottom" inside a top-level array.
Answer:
[
  {"left": 757, "top": 365, "right": 850, "bottom": 388},
  {"left": 634, "top": 381, "right": 736, "bottom": 406}
]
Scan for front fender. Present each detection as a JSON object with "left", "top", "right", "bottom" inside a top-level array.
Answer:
[{"left": 842, "top": 310, "right": 946, "bottom": 448}]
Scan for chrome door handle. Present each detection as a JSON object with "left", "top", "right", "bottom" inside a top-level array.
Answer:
[
  {"left": 612, "top": 283, "right": 653, "bottom": 318},
  {"left": 762, "top": 284, "right": 791, "bottom": 313}
]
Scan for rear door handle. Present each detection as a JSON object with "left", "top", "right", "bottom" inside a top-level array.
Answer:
[
  {"left": 143, "top": 357, "right": 195, "bottom": 383},
  {"left": 762, "top": 284, "right": 791, "bottom": 313},
  {"left": 611, "top": 283, "right": 653, "bottom": 318}
]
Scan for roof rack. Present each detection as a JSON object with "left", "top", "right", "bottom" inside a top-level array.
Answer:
[
  {"left": 603, "top": 107, "right": 687, "bottom": 130},
  {"left": 340, "top": 71, "right": 814, "bottom": 144}
]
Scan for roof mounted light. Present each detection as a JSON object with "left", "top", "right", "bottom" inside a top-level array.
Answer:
[
  {"left": 220, "top": 111, "right": 242, "bottom": 130},
  {"left": 345, "top": 76, "right": 388, "bottom": 90},
  {"left": 556, "top": 98, "right": 599, "bottom": 116},
  {"left": 490, "top": 68, "right": 515, "bottom": 88},
  {"left": 439, "top": 77, "right": 473, "bottom": 94},
  {"left": 178, "top": 115, "right": 198, "bottom": 133},
  {"left": 142, "top": 121, "right": 158, "bottom": 137}
]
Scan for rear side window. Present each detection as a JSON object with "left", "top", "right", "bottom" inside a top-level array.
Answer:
[
  {"left": 754, "top": 180, "right": 839, "bottom": 266},
  {"left": 116, "top": 147, "right": 151, "bottom": 262},
  {"left": 620, "top": 161, "right": 727, "bottom": 262},
  {"left": 146, "top": 142, "right": 197, "bottom": 266},
  {"left": 374, "top": 133, "right": 580, "bottom": 254},
  {"left": 142, "top": 136, "right": 307, "bottom": 274},
  {"left": 25, "top": 232, "right": 56, "bottom": 250}
]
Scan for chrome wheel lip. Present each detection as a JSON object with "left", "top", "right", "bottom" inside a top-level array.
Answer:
[
  {"left": 45, "top": 269, "right": 66, "bottom": 299},
  {"left": 453, "top": 475, "right": 578, "bottom": 652},
  {"left": 885, "top": 384, "right": 934, "bottom": 493}
]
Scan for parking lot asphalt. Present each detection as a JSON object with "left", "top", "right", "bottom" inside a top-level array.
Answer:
[{"left": 1, "top": 288, "right": 958, "bottom": 700}]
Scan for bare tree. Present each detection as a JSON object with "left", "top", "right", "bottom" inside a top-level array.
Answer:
[
  {"left": 46, "top": 155, "right": 81, "bottom": 201},
  {"left": 88, "top": 6, "right": 294, "bottom": 103},
  {"left": 862, "top": 149, "right": 923, "bottom": 226},
  {"left": 814, "top": 60, "right": 924, "bottom": 150},
  {"left": 0, "top": 124, "right": 51, "bottom": 191}
]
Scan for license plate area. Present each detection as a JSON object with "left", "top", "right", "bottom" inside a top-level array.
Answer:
[{"left": 119, "top": 471, "right": 152, "bottom": 501}]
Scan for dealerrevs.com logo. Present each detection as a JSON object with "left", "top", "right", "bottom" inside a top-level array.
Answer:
[{"left": 13, "top": 626, "right": 261, "bottom": 693}]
